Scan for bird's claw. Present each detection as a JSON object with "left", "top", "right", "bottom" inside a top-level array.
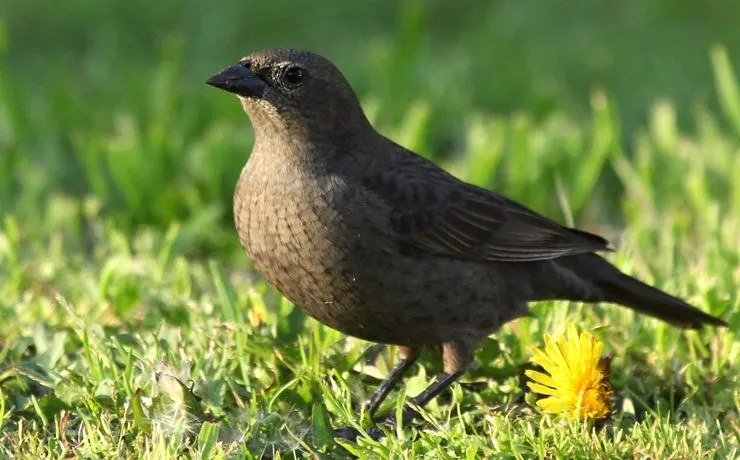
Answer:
[
  {"left": 332, "top": 405, "right": 421, "bottom": 442},
  {"left": 332, "top": 426, "right": 363, "bottom": 442},
  {"left": 374, "top": 405, "right": 419, "bottom": 428},
  {"left": 332, "top": 424, "right": 387, "bottom": 442}
]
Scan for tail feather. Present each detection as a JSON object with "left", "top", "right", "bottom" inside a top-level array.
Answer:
[
  {"left": 598, "top": 272, "right": 727, "bottom": 329},
  {"left": 563, "top": 254, "right": 727, "bottom": 329}
]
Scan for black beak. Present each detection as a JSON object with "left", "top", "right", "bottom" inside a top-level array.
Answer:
[{"left": 206, "top": 62, "right": 267, "bottom": 97}]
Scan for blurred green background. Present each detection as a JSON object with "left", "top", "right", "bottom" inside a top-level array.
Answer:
[
  {"left": 1, "top": 0, "right": 739, "bottom": 254},
  {"left": 1, "top": 2, "right": 739, "bottom": 456}
]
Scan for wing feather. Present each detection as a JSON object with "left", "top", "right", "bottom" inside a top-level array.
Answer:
[{"left": 363, "top": 149, "right": 610, "bottom": 262}]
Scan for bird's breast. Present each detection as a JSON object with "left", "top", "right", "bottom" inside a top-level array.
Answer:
[{"left": 233, "top": 165, "right": 378, "bottom": 330}]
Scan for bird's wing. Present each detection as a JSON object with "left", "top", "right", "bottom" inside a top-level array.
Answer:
[{"left": 362, "top": 151, "right": 610, "bottom": 262}]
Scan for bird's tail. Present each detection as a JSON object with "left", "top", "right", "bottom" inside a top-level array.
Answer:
[{"left": 565, "top": 254, "right": 727, "bottom": 329}]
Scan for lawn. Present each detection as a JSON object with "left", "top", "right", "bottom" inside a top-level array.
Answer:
[{"left": 0, "top": 1, "right": 739, "bottom": 458}]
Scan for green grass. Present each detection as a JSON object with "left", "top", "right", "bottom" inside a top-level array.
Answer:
[{"left": 1, "top": 1, "right": 740, "bottom": 458}]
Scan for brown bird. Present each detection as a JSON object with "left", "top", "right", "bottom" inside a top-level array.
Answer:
[{"left": 206, "top": 48, "right": 727, "bottom": 440}]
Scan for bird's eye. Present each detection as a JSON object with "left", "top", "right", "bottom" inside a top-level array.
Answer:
[
  {"left": 282, "top": 66, "right": 305, "bottom": 86},
  {"left": 240, "top": 59, "right": 252, "bottom": 69}
]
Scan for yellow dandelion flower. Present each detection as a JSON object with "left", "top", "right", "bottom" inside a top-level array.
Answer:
[{"left": 525, "top": 323, "right": 613, "bottom": 420}]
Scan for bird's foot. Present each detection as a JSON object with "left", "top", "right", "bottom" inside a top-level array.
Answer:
[
  {"left": 373, "top": 404, "right": 419, "bottom": 429},
  {"left": 331, "top": 425, "right": 364, "bottom": 442},
  {"left": 332, "top": 405, "right": 421, "bottom": 442}
]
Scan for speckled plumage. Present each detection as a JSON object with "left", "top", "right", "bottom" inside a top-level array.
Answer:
[
  {"left": 207, "top": 48, "right": 726, "bottom": 437},
  {"left": 233, "top": 139, "right": 541, "bottom": 352}
]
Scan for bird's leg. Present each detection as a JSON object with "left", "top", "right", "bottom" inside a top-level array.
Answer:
[
  {"left": 372, "top": 370, "right": 464, "bottom": 429},
  {"left": 363, "top": 346, "right": 421, "bottom": 417},
  {"left": 372, "top": 339, "right": 473, "bottom": 430},
  {"left": 333, "top": 339, "right": 475, "bottom": 442},
  {"left": 333, "top": 346, "right": 420, "bottom": 441},
  {"left": 333, "top": 371, "right": 465, "bottom": 442}
]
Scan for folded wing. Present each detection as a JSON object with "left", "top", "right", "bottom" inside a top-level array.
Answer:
[{"left": 363, "top": 150, "right": 610, "bottom": 262}]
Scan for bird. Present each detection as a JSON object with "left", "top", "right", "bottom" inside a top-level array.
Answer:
[{"left": 206, "top": 48, "right": 728, "bottom": 441}]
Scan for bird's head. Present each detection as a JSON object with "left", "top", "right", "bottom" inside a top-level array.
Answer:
[{"left": 207, "top": 48, "right": 372, "bottom": 145}]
